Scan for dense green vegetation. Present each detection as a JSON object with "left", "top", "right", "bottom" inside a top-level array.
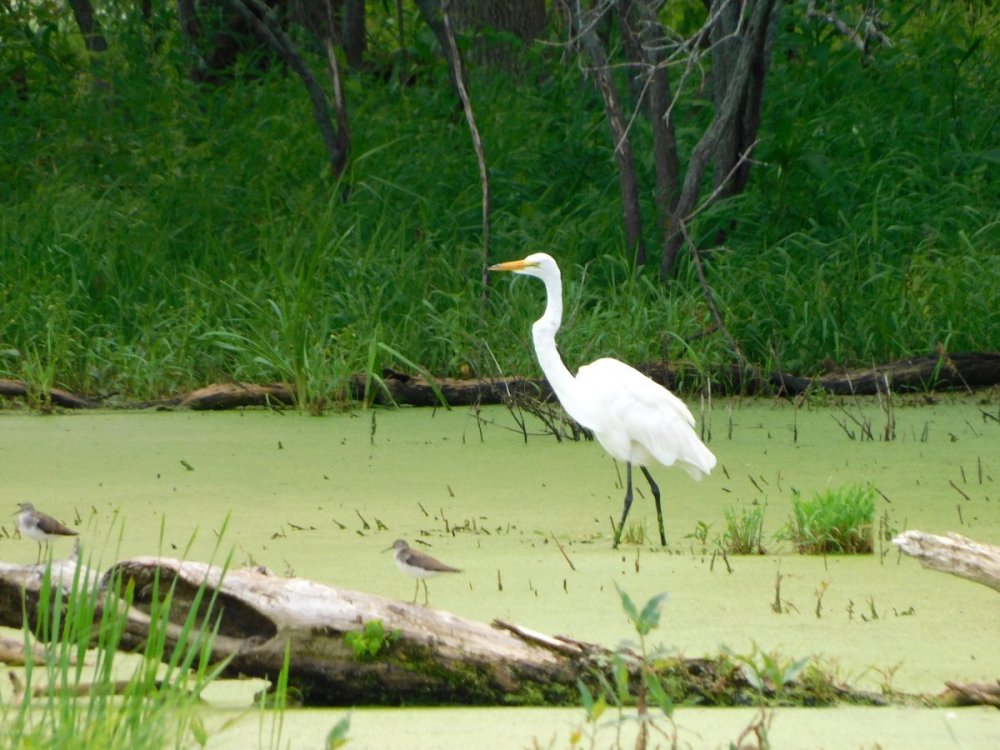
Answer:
[{"left": 1, "top": 2, "right": 997, "bottom": 406}]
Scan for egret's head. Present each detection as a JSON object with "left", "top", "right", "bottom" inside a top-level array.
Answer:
[{"left": 487, "top": 252, "right": 559, "bottom": 281}]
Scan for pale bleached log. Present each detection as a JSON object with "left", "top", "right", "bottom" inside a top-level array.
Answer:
[
  {"left": 892, "top": 530, "right": 1000, "bottom": 594},
  {"left": 0, "top": 556, "right": 591, "bottom": 706}
]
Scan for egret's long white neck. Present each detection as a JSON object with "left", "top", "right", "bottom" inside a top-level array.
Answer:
[{"left": 531, "top": 268, "right": 583, "bottom": 419}]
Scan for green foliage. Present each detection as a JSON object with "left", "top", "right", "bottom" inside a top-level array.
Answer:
[
  {"left": 723, "top": 503, "right": 767, "bottom": 555},
  {"left": 0, "top": 548, "right": 230, "bottom": 749},
  {"left": 325, "top": 714, "right": 352, "bottom": 749},
  {"left": 344, "top": 619, "right": 399, "bottom": 661},
  {"left": 782, "top": 484, "right": 877, "bottom": 554},
  {"left": 723, "top": 643, "right": 810, "bottom": 701},
  {"left": 0, "top": 3, "right": 997, "bottom": 406}
]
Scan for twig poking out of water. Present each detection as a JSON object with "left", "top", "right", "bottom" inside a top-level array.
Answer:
[
  {"left": 549, "top": 532, "right": 576, "bottom": 571},
  {"left": 863, "top": 596, "right": 879, "bottom": 621},
  {"left": 417, "top": 502, "right": 429, "bottom": 517},
  {"left": 496, "top": 569, "right": 503, "bottom": 592},
  {"left": 876, "top": 373, "right": 895, "bottom": 441},
  {"left": 950, "top": 480, "right": 971, "bottom": 502},
  {"left": 814, "top": 581, "right": 829, "bottom": 618},
  {"left": 720, "top": 549, "right": 733, "bottom": 574},
  {"left": 355, "top": 510, "right": 370, "bottom": 530},
  {"left": 771, "top": 571, "right": 784, "bottom": 614},
  {"left": 956, "top": 504, "right": 964, "bottom": 526},
  {"left": 732, "top": 708, "right": 774, "bottom": 750}
]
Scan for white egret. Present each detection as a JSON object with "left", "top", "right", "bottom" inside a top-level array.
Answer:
[{"left": 488, "top": 253, "right": 716, "bottom": 547}]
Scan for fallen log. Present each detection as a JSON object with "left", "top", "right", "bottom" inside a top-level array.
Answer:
[
  {"left": 892, "top": 530, "right": 1000, "bottom": 594},
  {"left": 0, "top": 379, "right": 96, "bottom": 409},
  {"left": 0, "top": 557, "right": 598, "bottom": 705},
  {"left": 0, "top": 556, "right": 898, "bottom": 708},
  {"left": 3, "top": 351, "right": 998, "bottom": 410},
  {"left": 180, "top": 382, "right": 295, "bottom": 410}
]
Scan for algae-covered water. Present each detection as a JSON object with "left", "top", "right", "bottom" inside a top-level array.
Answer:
[{"left": 1, "top": 397, "right": 998, "bottom": 748}]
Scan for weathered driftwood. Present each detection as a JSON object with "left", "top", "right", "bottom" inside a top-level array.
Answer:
[
  {"left": 0, "top": 556, "right": 603, "bottom": 706},
  {"left": 1, "top": 554, "right": 994, "bottom": 708},
  {"left": 893, "top": 530, "right": 1000, "bottom": 594}
]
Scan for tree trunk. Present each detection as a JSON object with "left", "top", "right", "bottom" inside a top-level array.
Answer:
[
  {"left": 707, "top": 0, "right": 779, "bottom": 252},
  {"left": 660, "top": 0, "right": 780, "bottom": 277},
  {"left": 447, "top": 0, "right": 546, "bottom": 70},
  {"left": 66, "top": 0, "right": 108, "bottom": 52},
  {"left": 620, "top": 1, "right": 681, "bottom": 245},
  {"left": 568, "top": 0, "right": 646, "bottom": 262},
  {"left": 341, "top": 0, "right": 366, "bottom": 69}
]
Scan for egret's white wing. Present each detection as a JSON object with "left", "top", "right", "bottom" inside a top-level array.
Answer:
[{"left": 575, "top": 358, "right": 715, "bottom": 478}]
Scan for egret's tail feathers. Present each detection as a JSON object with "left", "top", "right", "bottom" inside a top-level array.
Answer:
[{"left": 677, "top": 442, "right": 717, "bottom": 481}]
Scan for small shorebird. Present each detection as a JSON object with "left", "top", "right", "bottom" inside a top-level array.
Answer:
[
  {"left": 15, "top": 503, "right": 79, "bottom": 563},
  {"left": 385, "top": 539, "right": 461, "bottom": 606}
]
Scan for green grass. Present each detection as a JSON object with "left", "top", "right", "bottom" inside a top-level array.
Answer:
[
  {"left": 782, "top": 484, "right": 877, "bottom": 555},
  {"left": 0, "top": 554, "right": 226, "bottom": 748},
  {"left": 0, "top": 3, "right": 997, "bottom": 407},
  {"left": 723, "top": 503, "right": 767, "bottom": 555},
  {"left": 0, "top": 520, "right": 295, "bottom": 750}
]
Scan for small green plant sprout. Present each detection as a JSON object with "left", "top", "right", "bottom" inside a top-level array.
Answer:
[
  {"left": 325, "top": 714, "right": 351, "bottom": 749},
  {"left": 722, "top": 502, "right": 767, "bottom": 555},
  {"left": 685, "top": 519, "right": 712, "bottom": 553},
  {"left": 616, "top": 586, "right": 676, "bottom": 744},
  {"left": 782, "top": 484, "right": 877, "bottom": 554},
  {"left": 571, "top": 587, "right": 678, "bottom": 749},
  {"left": 620, "top": 519, "right": 650, "bottom": 546},
  {"left": 725, "top": 643, "right": 810, "bottom": 702},
  {"left": 344, "top": 619, "right": 399, "bottom": 661}
]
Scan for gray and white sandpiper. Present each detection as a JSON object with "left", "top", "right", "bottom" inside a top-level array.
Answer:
[
  {"left": 16, "top": 503, "right": 79, "bottom": 563},
  {"left": 385, "top": 539, "right": 461, "bottom": 606}
]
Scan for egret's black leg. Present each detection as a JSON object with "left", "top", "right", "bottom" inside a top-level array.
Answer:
[
  {"left": 641, "top": 466, "right": 666, "bottom": 546},
  {"left": 614, "top": 462, "right": 635, "bottom": 548}
]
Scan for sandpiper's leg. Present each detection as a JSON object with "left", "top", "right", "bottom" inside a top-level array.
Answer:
[
  {"left": 641, "top": 466, "right": 666, "bottom": 546},
  {"left": 613, "top": 463, "right": 636, "bottom": 548},
  {"left": 422, "top": 580, "right": 430, "bottom": 607},
  {"left": 412, "top": 580, "right": 420, "bottom": 604}
]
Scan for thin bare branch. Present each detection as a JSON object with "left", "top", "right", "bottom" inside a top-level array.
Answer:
[{"left": 440, "top": 2, "right": 491, "bottom": 302}]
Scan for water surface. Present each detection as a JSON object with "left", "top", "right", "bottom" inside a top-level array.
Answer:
[{"left": 1, "top": 397, "right": 998, "bottom": 747}]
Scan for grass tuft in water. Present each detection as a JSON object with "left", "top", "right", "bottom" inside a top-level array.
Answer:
[
  {"left": 722, "top": 503, "right": 767, "bottom": 555},
  {"left": 782, "top": 484, "right": 876, "bottom": 554}
]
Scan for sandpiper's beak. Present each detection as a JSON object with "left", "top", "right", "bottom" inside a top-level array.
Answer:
[
  {"left": 381, "top": 545, "right": 394, "bottom": 553},
  {"left": 488, "top": 259, "right": 529, "bottom": 272}
]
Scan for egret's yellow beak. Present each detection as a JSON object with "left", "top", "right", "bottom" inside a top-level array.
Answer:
[{"left": 488, "top": 259, "right": 529, "bottom": 272}]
